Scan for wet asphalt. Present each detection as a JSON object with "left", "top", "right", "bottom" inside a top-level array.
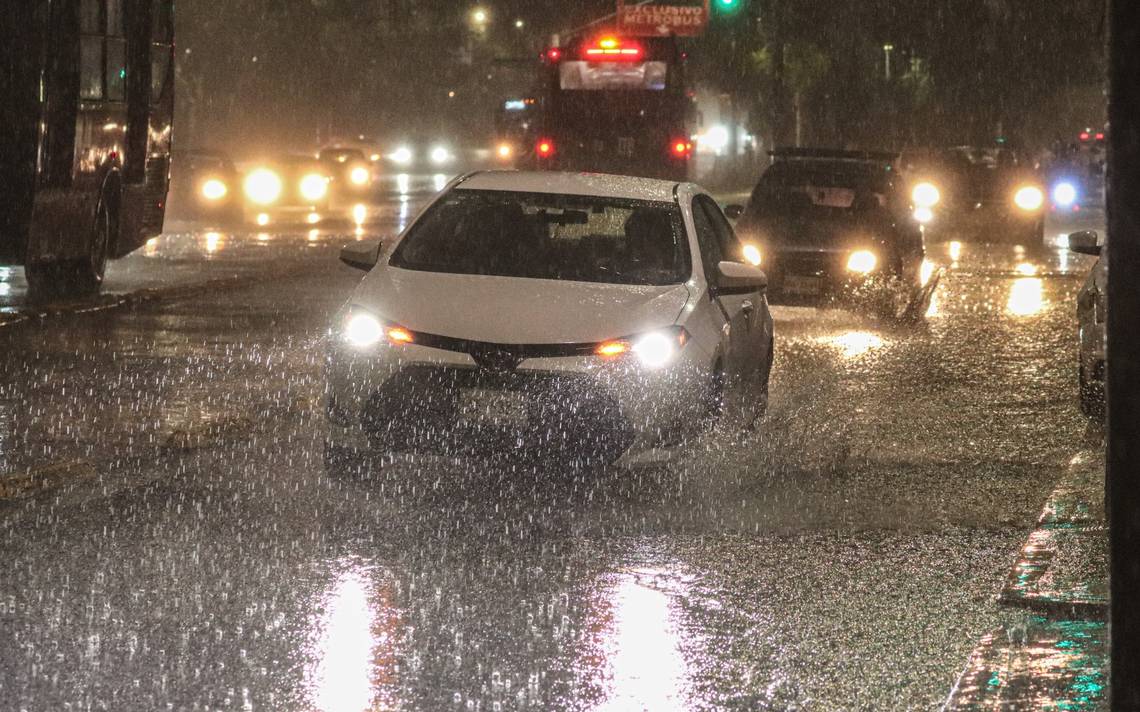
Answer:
[{"left": 0, "top": 177, "right": 1105, "bottom": 710}]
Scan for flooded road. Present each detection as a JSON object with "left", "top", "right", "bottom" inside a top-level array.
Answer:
[{"left": 0, "top": 183, "right": 1102, "bottom": 709}]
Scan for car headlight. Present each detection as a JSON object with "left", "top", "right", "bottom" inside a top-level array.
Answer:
[
  {"left": 430, "top": 146, "right": 451, "bottom": 165},
  {"left": 496, "top": 143, "right": 513, "bottom": 160},
  {"left": 389, "top": 146, "right": 413, "bottom": 165},
  {"left": 846, "top": 250, "right": 878, "bottom": 274},
  {"left": 300, "top": 173, "right": 329, "bottom": 202},
  {"left": 349, "top": 166, "right": 370, "bottom": 186},
  {"left": 912, "top": 181, "right": 940, "bottom": 208},
  {"left": 1052, "top": 181, "right": 1077, "bottom": 207},
  {"left": 244, "top": 168, "right": 282, "bottom": 205},
  {"left": 1014, "top": 185, "right": 1044, "bottom": 211},
  {"left": 201, "top": 178, "right": 228, "bottom": 201},
  {"left": 594, "top": 327, "right": 689, "bottom": 369},
  {"left": 341, "top": 308, "right": 414, "bottom": 349},
  {"left": 742, "top": 243, "right": 762, "bottom": 267}
]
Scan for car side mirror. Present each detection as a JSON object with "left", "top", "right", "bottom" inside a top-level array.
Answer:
[
  {"left": 723, "top": 204, "right": 745, "bottom": 220},
  {"left": 1068, "top": 230, "right": 1102, "bottom": 256},
  {"left": 716, "top": 260, "right": 767, "bottom": 293},
  {"left": 340, "top": 240, "right": 382, "bottom": 270}
]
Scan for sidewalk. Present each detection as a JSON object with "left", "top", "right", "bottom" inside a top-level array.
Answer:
[{"left": 944, "top": 450, "right": 1108, "bottom": 710}]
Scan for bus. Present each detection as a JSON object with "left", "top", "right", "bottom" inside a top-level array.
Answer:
[
  {"left": 2, "top": 0, "right": 175, "bottom": 297},
  {"left": 525, "top": 33, "right": 695, "bottom": 180}
]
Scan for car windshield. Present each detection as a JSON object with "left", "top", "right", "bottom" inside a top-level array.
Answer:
[
  {"left": 749, "top": 163, "right": 889, "bottom": 217},
  {"left": 390, "top": 189, "right": 689, "bottom": 285}
]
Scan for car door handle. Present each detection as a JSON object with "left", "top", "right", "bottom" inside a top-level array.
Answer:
[{"left": 742, "top": 300, "right": 755, "bottom": 315}]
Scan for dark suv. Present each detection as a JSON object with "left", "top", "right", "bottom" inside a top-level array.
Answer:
[{"left": 733, "top": 149, "right": 927, "bottom": 312}]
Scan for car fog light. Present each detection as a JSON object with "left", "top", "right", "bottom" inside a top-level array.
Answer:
[
  {"left": 846, "top": 250, "right": 878, "bottom": 274},
  {"left": 1014, "top": 185, "right": 1044, "bottom": 211}
]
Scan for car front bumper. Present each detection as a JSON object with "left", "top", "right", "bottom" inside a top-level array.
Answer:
[{"left": 325, "top": 336, "right": 714, "bottom": 459}]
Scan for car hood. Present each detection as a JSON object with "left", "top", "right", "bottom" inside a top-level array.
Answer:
[{"left": 355, "top": 266, "right": 692, "bottom": 344}]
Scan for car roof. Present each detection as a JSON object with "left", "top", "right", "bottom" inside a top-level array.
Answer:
[{"left": 457, "top": 171, "right": 681, "bottom": 203}]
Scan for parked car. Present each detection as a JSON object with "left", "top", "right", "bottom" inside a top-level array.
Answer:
[
  {"left": 166, "top": 150, "right": 243, "bottom": 227},
  {"left": 325, "top": 170, "right": 774, "bottom": 471},
  {"left": 732, "top": 148, "right": 928, "bottom": 316},
  {"left": 1070, "top": 229, "right": 1106, "bottom": 417}
]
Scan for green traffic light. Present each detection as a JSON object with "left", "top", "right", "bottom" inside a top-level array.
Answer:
[{"left": 714, "top": 0, "right": 743, "bottom": 14}]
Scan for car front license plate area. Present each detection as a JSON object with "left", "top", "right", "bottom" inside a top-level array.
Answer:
[
  {"left": 457, "top": 387, "right": 530, "bottom": 428},
  {"left": 784, "top": 275, "right": 824, "bottom": 295}
]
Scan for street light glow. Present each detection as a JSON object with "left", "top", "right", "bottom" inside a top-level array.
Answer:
[{"left": 471, "top": 7, "right": 488, "bottom": 26}]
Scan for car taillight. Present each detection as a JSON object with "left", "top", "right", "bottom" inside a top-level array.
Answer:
[
  {"left": 670, "top": 139, "right": 693, "bottom": 158},
  {"left": 536, "top": 139, "right": 556, "bottom": 158}
]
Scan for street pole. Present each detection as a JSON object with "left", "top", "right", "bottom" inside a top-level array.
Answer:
[{"left": 1108, "top": 0, "right": 1140, "bottom": 708}]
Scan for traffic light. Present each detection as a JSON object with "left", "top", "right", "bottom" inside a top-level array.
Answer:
[{"left": 713, "top": 0, "right": 745, "bottom": 17}]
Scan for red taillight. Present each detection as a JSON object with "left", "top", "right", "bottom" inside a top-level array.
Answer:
[
  {"left": 1079, "top": 131, "right": 1091, "bottom": 141},
  {"left": 1095, "top": 132, "right": 1105, "bottom": 140},
  {"left": 670, "top": 139, "right": 693, "bottom": 158},
  {"left": 545, "top": 47, "right": 562, "bottom": 62},
  {"left": 584, "top": 37, "right": 643, "bottom": 61},
  {"left": 536, "top": 139, "right": 555, "bottom": 158}
]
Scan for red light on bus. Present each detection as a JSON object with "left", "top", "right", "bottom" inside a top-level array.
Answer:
[
  {"left": 670, "top": 140, "right": 693, "bottom": 158},
  {"left": 536, "top": 139, "right": 555, "bottom": 158},
  {"left": 584, "top": 37, "right": 643, "bottom": 61}
]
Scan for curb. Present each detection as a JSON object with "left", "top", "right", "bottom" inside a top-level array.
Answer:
[
  {"left": 0, "top": 260, "right": 323, "bottom": 330},
  {"left": 997, "top": 451, "right": 1107, "bottom": 618}
]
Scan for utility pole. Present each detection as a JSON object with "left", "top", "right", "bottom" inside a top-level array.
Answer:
[{"left": 1109, "top": 0, "right": 1140, "bottom": 708}]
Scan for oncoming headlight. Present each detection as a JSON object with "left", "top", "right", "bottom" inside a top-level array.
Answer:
[
  {"left": 1014, "top": 185, "right": 1044, "bottom": 211},
  {"left": 201, "top": 178, "right": 228, "bottom": 201},
  {"left": 594, "top": 327, "right": 689, "bottom": 369},
  {"left": 1052, "top": 181, "right": 1077, "bottom": 207},
  {"left": 341, "top": 308, "right": 415, "bottom": 349},
  {"left": 911, "top": 182, "right": 940, "bottom": 208},
  {"left": 430, "top": 146, "right": 452, "bottom": 165},
  {"left": 300, "top": 173, "right": 330, "bottom": 202},
  {"left": 846, "top": 250, "right": 878, "bottom": 274},
  {"left": 244, "top": 168, "right": 282, "bottom": 205},
  {"left": 742, "top": 244, "right": 762, "bottom": 267},
  {"left": 350, "top": 166, "right": 370, "bottom": 186}
]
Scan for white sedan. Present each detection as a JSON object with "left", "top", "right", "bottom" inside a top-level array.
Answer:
[{"left": 325, "top": 171, "right": 774, "bottom": 469}]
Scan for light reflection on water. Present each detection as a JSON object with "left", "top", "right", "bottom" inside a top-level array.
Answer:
[
  {"left": 596, "top": 570, "right": 690, "bottom": 711},
  {"left": 306, "top": 565, "right": 400, "bottom": 712},
  {"left": 203, "top": 232, "right": 224, "bottom": 254},
  {"left": 1007, "top": 277, "right": 1045, "bottom": 316},
  {"left": 823, "top": 331, "right": 885, "bottom": 358}
]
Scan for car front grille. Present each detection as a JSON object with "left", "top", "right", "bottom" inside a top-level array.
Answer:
[{"left": 361, "top": 364, "right": 633, "bottom": 461}]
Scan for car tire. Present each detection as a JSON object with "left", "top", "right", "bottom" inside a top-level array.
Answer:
[{"left": 1079, "top": 365, "right": 1105, "bottom": 420}]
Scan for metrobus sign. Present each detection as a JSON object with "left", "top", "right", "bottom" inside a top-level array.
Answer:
[{"left": 616, "top": 0, "right": 710, "bottom": 37}]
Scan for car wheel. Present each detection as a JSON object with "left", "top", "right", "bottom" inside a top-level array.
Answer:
[
  {"left": 26, "top": 196, "right": 111, "bottom": 299},
  {"left": 1079, "top": 365, "right": 1105, "bottom": 419},
  {"left": 702, "top": 365, "right": 727, "bottom": 432}
]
